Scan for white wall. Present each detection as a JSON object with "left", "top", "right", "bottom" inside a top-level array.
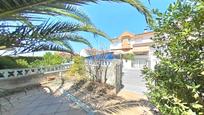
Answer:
[
  {"left": 149, "top": 48, "right": 158, "bottom": 70},
  {"left": 131, "top": 37, "right": 153, "bottom": 45},
  {"left": 110, "top": 36, "right": 153, "bottom": 50},
  {"left": 122, "top": 59, "right": 132, "bottom": 69},
  {"left": 110, "top": 41, "right": 121, "bottom": 49}
]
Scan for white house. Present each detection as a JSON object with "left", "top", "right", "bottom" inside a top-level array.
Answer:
[{"left": 110, "top": 31, "right": 158, "bottom": 69}]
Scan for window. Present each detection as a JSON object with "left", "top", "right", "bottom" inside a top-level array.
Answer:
[{"left": 123, "top": 38, "right": 129, "bottom": 43}]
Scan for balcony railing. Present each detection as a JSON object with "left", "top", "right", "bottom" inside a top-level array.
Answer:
[{"left": 0, "top": 63, "right": 71, "bottom": 80}]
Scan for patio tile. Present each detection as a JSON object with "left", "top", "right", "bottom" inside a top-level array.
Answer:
[
  {"left": 56, "top": 109, "right": 86, "bottom": 115},
  {"left": 14, "top": 107, "right": 33, "bottom": 115},
  {"left": 1, "top": 86, "right": 88, "bottom": 115},
  {"left": 56, "top": 103, "right": 71, "bottom": 113},
  {"left": 1, "top": 109, "right": 18, "bottom": 115},
  {"left": 41, "top": 103, "right": 61, "bottom": 114},
  {"left": 28, "top": 105, "right": 48, "bottom": 115}
]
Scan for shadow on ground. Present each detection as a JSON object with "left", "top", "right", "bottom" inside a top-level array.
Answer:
[
  {"left": 64, "top": 79, "right": 160, "bottom": 115},
  {"left": 0, "top": 78, "right": 160, "bottom": 115}
]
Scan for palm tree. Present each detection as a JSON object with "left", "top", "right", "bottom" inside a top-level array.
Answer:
[
  {"left": 0, "top": 0, "right": 152, "bottom": 54},
  {"left": 0, "top": 0, "right": 152, "bottom": 24},
  {"left": 0, "top": 21, "right": 108, "bottom": 54},
  {"left": 0, "top": 4, "right": 108, "bottom": 54}
]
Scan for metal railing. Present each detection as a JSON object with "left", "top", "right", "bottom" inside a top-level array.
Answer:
[
  {"left": 0, "top": 63, "right": 71, "bottom": 80},
  {"left": 85, "top": 59, "right": 113, "bottom": 66}
]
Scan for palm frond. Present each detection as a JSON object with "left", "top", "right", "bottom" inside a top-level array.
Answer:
[
  {"left": 16, "top": 41, "right": 73, "bottom": 54},
  {"left": 11, "top": 21, "right": 109, "bottom": 40},
  {"left": 26, "top": 4, "right": 92, "bottom": 24},
  {"left": 0, "top": 0, "right": 153, "bottom": 54},
  {"left": 0, "top": 0, "right": 152, "bottom": 24},
  {"left": 0, "top": 21, "right": 101, "bottom": 54},
  {"left": 0, "top": 1, "right": 92, "bottom": 24},
  {"left": 51, "top": 34, "right": 92, "bottom": 47}
]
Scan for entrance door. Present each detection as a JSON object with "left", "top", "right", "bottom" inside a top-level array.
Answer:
[{"left": 132, "top": 57, "right": 149, "bottom": 69}]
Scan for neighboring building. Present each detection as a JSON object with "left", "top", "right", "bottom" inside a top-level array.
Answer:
[
  {"left": 80, "top": 48, "right": 116, "bottom": 60},
  {"left": 110, "top": 31, "right": 157, "bottom": 69}
]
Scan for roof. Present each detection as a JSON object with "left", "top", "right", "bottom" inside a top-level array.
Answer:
[
  {"left": 111, "top": 31, "right": 154, "bottom": 42},
  {"left": 86, "top": 52, "right": 114, "bottom": 60},
  {"left": 80, "top": 48, "right": 112, "bottom": 57}
]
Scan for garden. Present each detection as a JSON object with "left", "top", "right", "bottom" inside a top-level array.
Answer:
[{"left": 0, "top": 0, "right": 204, "bottom": 115}]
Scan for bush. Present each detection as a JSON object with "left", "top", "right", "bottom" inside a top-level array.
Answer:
[
  {"left": 122, "top": 53, "right": 134, "bottom": 61},
  {"left": 68, "top": 56, "right": 85, "bottom": 77},
  {"left": 15, "top": 59, "right": 29, "bottom": 68},
  {"left": 143, "top": 1, "right": 204, "bottom": 114},
  {"left": 0, "top": 52, "right": 68, "bottom": 69},
  {"left": 0, "top": 56, "right": 19, "bottom": 69},
  {"left": 30, "top": 52, "right": 67, "bottom": 67}
]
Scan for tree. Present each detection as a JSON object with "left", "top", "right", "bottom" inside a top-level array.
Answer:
[
  {"left": 122, "top": 53, "right": 134, "bottom": 61},
  {"left": 143, "top": 0, "right": 204, "bottom": 114},
  {"left": 0, "top": 20, "right": 108, "bottom": 54},
  {"left": 0, "top": 0, "right": 153, "bottom": 54},
  {"left": 0, "top": 0, "right": 153, "bottom": 25},
  {"left": 0, "top": 4, "right": 108, "bottom": 54}
]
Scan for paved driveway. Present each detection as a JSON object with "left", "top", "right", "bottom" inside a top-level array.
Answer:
[
  {"left": 122, "top": 68, "right": 148, "bottom": 95},
  {"left": 1, "top": 88, "right": 86, "bottom": 115}
]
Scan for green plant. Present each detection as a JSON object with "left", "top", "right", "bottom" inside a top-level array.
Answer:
[
  {"left": 0, "top": 0, "right": 152, "bottom": 54},
  {"left": 0, "top": 0, "right": 152, "bottom": 25},
  {"left": 0, "top": 56, "right": 43, "bottom": 69},
  {"left": 143, "top": 0, "right": 204, "bottom": 114},
  {"left": 68, "top": 56, "right": 85, "bottom": 77},
  {"left": 0, "top": 56, "right": 18, "bottom": 69},
  {"left": 30, "top": 52, "right": 67, "bottom": 67},
  {"left": 15, "top": 59, "right": 29, "bottom": 68},
  {"left": 122, "top": 53, "right": 134, "bottom": 61},
  {"left": 30, "top": 59, "right": 43, "bottom": 68}
]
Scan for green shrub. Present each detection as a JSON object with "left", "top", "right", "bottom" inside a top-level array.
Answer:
[
  {"left": 68, "top": 56, "right": 85, "bottom": 76},
  {"left": 0, "top": 53, "right": 68, "bottom": 69},
  {"left": 14, "top": 56, "right": 43, "bottom": 63},
  {"left": 122, "top": 53, "right": 134, "bottom": 60},
  {"left": 143, "top": 1, "right": 204, "bottom": 114},
  {"left": 0, "top": 56, "right": 18, "bottom": 69},
  {"left": 0, "top": 56, "right": 43, "bottom": 69},
  {"left": 15, "top": 59, "right": 29, "bottom": 68},
  {"left": 30, "top": 52, "right": 67, "bottom": 67},
  {"left": 30, "top": 59, "right": 43, "bottom": 67},
  {"left": 43, "top": 52, "right": 65, "bottom": 65}
]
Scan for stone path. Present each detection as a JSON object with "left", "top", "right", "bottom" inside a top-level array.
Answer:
[
  {"left": 122, "top": 68, "right": 148, "bottom": 94},
  {"left": 0, "top": 88, "right": 86, "bottom": 115}
]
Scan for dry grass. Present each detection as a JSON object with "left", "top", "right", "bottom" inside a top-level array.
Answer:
[{"left": 66, "top": 80, "right": 160, "bottom": 115}]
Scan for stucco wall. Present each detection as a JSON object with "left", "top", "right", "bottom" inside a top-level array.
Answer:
[
  {"left": 0, "top": 72, "right": 66, "bottom": 90},
  {"left": 86, "top": 60, "right": 122, "bottom": 90},
  {"left": 123, "top": 59, "right": 132, "bottom": 69},
  {"left": 149, "top": 48, "right": 158, "bottom": 70}
]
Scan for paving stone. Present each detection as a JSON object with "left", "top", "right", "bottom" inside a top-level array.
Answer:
[
  {"left": 0, "top": 87, "right": 87, "bottom": 115},
  {"left": 56, "top": 109, "right": 86, "bottom": 115},
  {"left": 15, "top": 107, "right": 33, "bottom": 115},
  {"left": 56, "top": 103, "right": 71, "bottom": 113},
  {"left": 28, "top": 105, "right": 48, "bottom": 115},
  {"left": 42, "top": 103, "right": 61, "bottom": 114}
]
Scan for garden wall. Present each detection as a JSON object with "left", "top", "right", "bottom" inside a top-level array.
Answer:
[
  {"left": 0, "top": 72, "right": 67, "bottom": 90},
  {"left": 0, "top": 64, "right": 70, "bottom": 91}
]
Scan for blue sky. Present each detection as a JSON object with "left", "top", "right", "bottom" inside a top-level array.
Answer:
[
  {"left": 70, "top": 0, "right": 175, "bottom": 53},
  {"left": 0, "top": 0, "right": 176, "bottom": 56}
]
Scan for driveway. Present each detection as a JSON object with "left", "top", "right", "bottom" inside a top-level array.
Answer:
[
  {"left": 1, "top": 84, "right": 86, "bottom": 115},
  {"left": 122, "top": 68, "right": 148, "bottom": 95}
]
